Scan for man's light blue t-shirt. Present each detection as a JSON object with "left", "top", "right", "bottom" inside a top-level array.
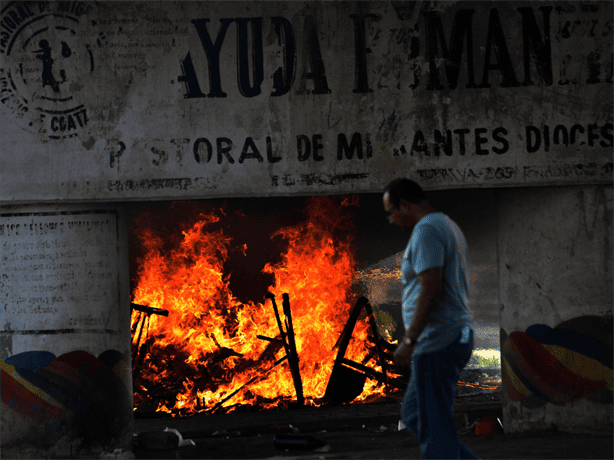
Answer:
[{"left": 401, "top": 212, "right": 472, "bottom": 355}]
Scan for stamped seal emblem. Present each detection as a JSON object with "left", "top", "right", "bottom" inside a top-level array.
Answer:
[{"left": 0, "top": 1, "right": 104, "bottom": 139}]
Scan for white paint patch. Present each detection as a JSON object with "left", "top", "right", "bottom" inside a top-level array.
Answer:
[{"left": 1, "top": 211, "right": 120, "bottom": 351}]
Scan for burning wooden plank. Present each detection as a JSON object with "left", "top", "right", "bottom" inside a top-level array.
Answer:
[{"left": 325, "top": 297, "right": 408, "bottom": 404}]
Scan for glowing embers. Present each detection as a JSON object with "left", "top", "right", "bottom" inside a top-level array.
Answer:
[{"left": 130, "top": 196, "right": 391, "bottom": 416}]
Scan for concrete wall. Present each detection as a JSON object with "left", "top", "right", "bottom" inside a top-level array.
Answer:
[
  {"left": 0, "top": 203, "right": 133, "bottom": 458},
  {"left": 497, "top": 184, "right": 613, "bottom": 434},
  {"left": 0, "top": 1, "right": 611, "bottom": 202}
]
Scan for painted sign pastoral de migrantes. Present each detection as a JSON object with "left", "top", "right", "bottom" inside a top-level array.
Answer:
[{"left": 0, "top": 1, "right": 611, "bottom": 202}]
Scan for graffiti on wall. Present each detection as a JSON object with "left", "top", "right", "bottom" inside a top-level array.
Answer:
[
  {"left": 0, "top": 2, "right": 103, "bottom": 140},
  {"left": 501, "top": 315, "right": 613, "bottom": 408},
  {"left": 0, "top": 1, "right": 612, "bottom": 201},
  {"left": 0, "top": 349, "right": 131, "bottom": 452}
]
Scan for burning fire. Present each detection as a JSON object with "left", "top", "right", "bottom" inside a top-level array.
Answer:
[{"left": 130, "top": 196, "right": 388, "bottom": 416}]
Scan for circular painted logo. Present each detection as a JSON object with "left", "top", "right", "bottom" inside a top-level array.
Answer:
[{"left": 0, "top": 2, "right": 104, "bottom": 139}]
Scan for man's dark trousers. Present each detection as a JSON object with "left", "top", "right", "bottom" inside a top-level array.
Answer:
[{"left": 401, "top": 331, "right": 479, "bottom": 459}]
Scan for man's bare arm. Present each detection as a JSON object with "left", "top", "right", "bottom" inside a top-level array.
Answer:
[{"left": 394, "top": 266, "right": 442, "bottom": 368}]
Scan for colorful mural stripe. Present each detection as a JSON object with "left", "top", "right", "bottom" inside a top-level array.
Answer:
[
  {"left": 1, "top": 361, "right": 62, "bottom": 419},
  {"left": 501, "top": 357, "right": 531, "bottom": 401},
  {"left": 526, "top": 324, "right": 612, "bottom": 370},
  {"left": 502, "top": 315, "right": 613, "bottom": 409},
  {"left": 4, "top": 350, "right": 56, "bottom": 371},
  {"left": 542, "top": 344, "right": 613, "bottom": 390},
  {"left": 1, "top": 350, "right": 130, "bottom": 420}
]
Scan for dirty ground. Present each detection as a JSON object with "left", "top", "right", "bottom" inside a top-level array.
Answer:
[{"left": 131, "top": 392, "right": 613, "bottom": 459}]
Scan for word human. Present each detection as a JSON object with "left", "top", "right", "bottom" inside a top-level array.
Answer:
[{"left": 178, "top": 7, "right": 610, "bottom": 99}]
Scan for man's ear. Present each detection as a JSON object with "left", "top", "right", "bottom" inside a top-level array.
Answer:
[{"left": 399, "top": 199, "right": 412, "bottom": 213}]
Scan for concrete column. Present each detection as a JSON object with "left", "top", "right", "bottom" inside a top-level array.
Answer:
[
  {"left": 496, "top": 185, "right": 613, "bottom": 434},
  {"left": 1, "top": 203, "right": 132, "bottom": 458}
]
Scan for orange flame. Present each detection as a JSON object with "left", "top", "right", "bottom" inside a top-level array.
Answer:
[{"left": 130, "top": 197, "right": 388, "bottom": 416}]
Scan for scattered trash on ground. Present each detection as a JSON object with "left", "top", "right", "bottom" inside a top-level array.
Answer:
[
  {"left": 164, "top": 427, "right": 196, "bottom": 447},
  {"left": 135, "top": 428, "right": 195, "bottom": 452}
]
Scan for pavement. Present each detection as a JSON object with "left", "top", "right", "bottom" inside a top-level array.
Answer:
[{"left": 131, "top": 392, "right": 613, "bottom": 459}]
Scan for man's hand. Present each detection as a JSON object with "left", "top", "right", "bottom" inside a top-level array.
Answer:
[{"left": 394, "top": 340, "right": 415, "bottom": 369}]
